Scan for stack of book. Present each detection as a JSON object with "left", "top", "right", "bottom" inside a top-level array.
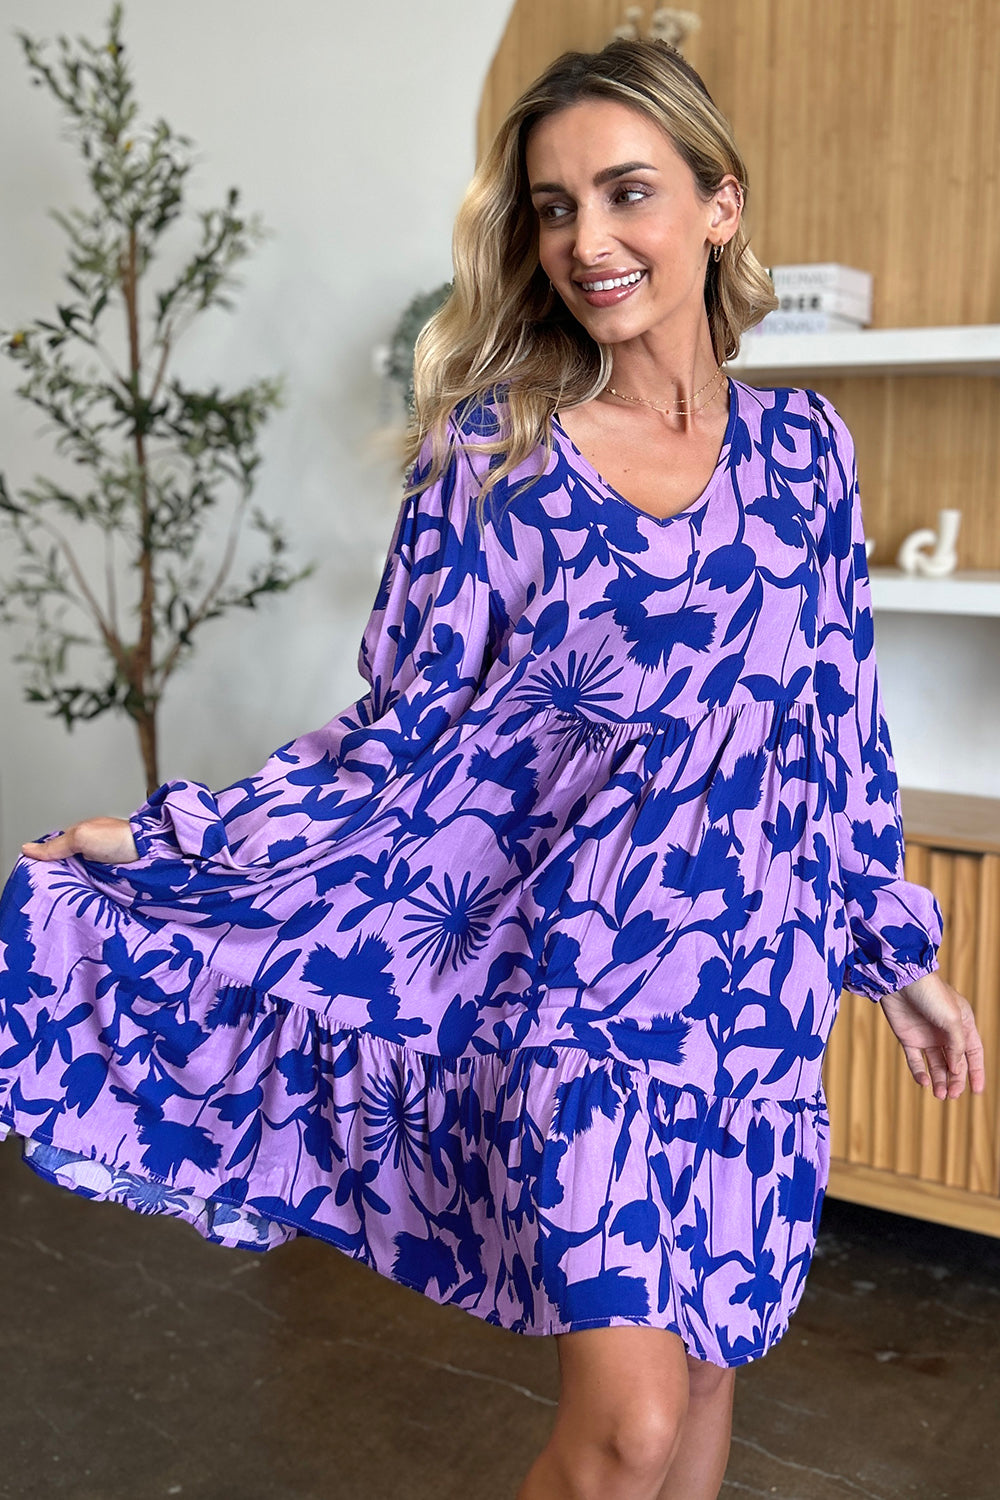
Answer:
[{"left": 750, "top": 263, "right": 872, "bottom": 335}]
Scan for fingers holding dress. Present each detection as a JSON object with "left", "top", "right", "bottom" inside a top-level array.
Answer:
[{"left": 21, "top": 816, "right": 139, "bottom": 866}]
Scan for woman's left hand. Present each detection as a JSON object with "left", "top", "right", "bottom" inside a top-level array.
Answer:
[{"left": 878, "top": 972, "right": 986, "bottom": 1100}]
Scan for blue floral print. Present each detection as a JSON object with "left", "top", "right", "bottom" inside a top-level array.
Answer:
[{"left": 0, "top": 377, "right": 942, "bottom": 1367}]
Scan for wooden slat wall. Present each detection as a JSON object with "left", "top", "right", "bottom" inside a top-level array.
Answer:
[
  {"left": 824, "top": 840, "right": 1000, "bottom": 1234},
  {"left": 476, "top": 0, "right": 1000, "bottom": 569}
]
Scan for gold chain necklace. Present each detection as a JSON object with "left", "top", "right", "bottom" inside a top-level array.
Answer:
[{"left": 606, "top": 365, "right": 726, "bottom": 416}]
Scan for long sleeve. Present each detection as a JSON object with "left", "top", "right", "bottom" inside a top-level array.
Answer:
[
  {"left": 104, "top": 414, "right": 497, "bottom": 878},
  {"left": 354, "top": 421, "right": 498, "bottom": 734},
  {"left": 809, "top": 389, "right": 943, "bottom": 1002}
]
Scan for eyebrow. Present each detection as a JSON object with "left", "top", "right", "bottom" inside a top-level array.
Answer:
[{"left": 528, "top": 161, "right": 658, "bottom": 194}]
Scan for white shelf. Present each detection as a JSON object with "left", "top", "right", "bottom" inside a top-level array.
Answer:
[
  {"left": 868, "top": 568, "right": 1000, "bottom": 616},
  {"left": 728, "top": 323, "right": 1000, "bottom": 380}
]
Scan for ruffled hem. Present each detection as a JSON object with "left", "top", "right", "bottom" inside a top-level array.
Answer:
[
  {"left": 0, "top": 964, "right": 829, "bottom": 1368},
  {"left": 0, "top": 1120, "right": 803, "bottom": 1360},
  {"left": 4, "top": 1128, "right": 289, "bottom": 1249}
]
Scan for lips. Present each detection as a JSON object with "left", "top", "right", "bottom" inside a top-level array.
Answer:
[{"left": 573, "top": 268, "right": 648, "bottom": 308}]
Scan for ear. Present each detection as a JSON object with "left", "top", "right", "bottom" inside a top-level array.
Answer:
[{"left": 709, "top": 175, "right": 743, "bottom": 240}]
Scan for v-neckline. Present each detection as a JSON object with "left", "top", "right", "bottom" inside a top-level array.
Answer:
[{"left": 552, "top": 376, "right": 739, "bottom": 529}]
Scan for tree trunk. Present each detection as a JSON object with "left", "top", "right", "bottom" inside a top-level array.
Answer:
[
  {"left": 135, "top": 706, "right": 159, "bottom": 798},
  {"left": 122, "top": 225, "right": 159, "bottom": 801}
]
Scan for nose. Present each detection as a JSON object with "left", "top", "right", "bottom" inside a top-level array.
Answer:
[{"left": 571, "top": 202, "right": 616, "bottom": 269}]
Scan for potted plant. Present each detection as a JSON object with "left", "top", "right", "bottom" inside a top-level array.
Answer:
[{"left": 0, "top": 2, "right": 313, "bottom": 796}]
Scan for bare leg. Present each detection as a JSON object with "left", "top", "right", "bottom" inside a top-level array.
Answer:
[
  {"left": 656, "top": 1354, "right": 736, "bottom": 1500},
  {"left": 516, "top": 1326, "right": 690, "bottom": 1500}
]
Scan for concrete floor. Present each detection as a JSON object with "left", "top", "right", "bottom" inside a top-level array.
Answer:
[{"left": 1, "top": 1134, "right": 998, "bottom": 1500}]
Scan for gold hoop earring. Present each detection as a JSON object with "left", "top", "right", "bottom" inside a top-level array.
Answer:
[{"left": 712, "top": 242, "right": 724, "bottom": 262}]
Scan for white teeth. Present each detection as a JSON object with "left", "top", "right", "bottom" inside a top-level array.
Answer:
[{"left": 581, "top": 270, "right": 644, "bottom": 292}]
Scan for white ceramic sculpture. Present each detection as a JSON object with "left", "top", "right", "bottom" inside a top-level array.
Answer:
[
  {"left": 612, "top": 4, "right": 644, "bottom": 38},
  {"left": 896, "top": 509, "right": 962, "bottom": 577},
  {"left": 864, "top": 537, "right": 876, "bottom": 560},
  {"left": 613, "top": 7, "right": 701, "bottom": 49}
]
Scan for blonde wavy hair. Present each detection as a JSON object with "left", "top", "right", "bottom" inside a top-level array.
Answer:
[{"left": 405, "top": 37, "right": 778, "bottom": 520}]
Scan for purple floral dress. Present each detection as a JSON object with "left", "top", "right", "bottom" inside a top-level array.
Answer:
[{"left": 0, "top": 377, "right": 942, "bottom": 1367}]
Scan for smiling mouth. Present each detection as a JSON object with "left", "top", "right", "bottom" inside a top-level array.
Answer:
[{"left": 577, "top": 269, "right": 647, "bottom": 292}]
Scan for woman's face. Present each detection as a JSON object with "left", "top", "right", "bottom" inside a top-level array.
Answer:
[{"left": 524, "top": 96, "right": 739, "bottom": 347}]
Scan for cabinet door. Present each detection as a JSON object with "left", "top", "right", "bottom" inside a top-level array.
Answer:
[{"left": 824, "top": 846, "right": 1000, "bottom": 1233}]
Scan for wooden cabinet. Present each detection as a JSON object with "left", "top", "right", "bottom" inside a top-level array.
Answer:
[{"left": 824, "top": 789, "right": 1000, "bottom": 1237}]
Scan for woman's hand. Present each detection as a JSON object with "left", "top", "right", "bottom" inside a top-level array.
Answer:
[
  {"left": 878, "top": 971, "right": 986, "bottom": 1100},
  {"left": 21, "top": 816, "right": 139, "bottom": 865}
]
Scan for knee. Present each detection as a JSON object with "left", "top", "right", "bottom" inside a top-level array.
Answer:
[{"left": 599, "top": 1400, "right": 685, "bottom": 1484}]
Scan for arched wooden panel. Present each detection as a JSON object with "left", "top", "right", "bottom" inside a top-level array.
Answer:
[{"left": 476, "top": 0, "right": 1000, "bottom": 570}]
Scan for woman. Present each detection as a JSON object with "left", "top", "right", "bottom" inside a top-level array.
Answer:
[{"left": 2, "top": 37, "right": 986, "bottom": 1500}]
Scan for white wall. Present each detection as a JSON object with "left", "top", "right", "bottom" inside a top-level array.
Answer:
[
  {"left": 1, "top": 3, "right": 995, "bottom": 875},
  {"left": 874, "top": 613, "right": 1000, "bottom": 798},
  {"left": 0, "top": 0, "right": 513, "bottom": 869}
]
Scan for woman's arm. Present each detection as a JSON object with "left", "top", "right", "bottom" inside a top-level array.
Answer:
[
  {"left": 22, "top": 413, "right": 498, "bottom": 880},
  {"left": 809, "top": 389, "right": 985, "bottom": 1097},
  {"left": 811, "top": 389, "right": 942, "bottom": 998}
]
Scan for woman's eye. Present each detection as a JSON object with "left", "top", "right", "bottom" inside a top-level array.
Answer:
[
  {"left": 538, "top": 202, "right": 570, "bottom": 221},
  {"left": 616, "top": 186, "right": 650, "bottom": 205}
]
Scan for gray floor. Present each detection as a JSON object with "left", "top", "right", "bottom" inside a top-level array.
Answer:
[{"left": 1, "top": 1134, "right": 997, "bottom": 1500}]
